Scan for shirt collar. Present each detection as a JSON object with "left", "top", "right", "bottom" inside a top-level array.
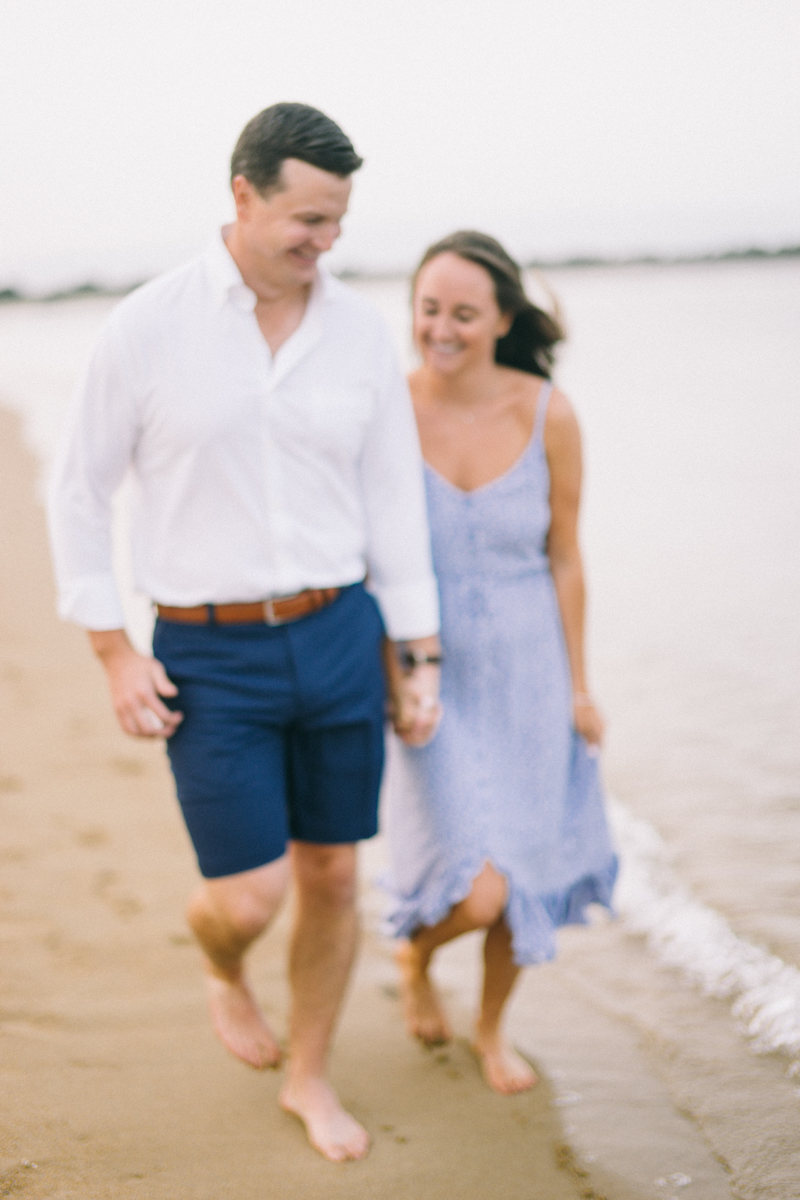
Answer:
[{"left": 204, "top": 226, "right": 336, "bottom": 314}]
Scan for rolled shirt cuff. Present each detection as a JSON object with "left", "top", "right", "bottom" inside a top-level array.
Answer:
[
  {"left": 367, "top": 576, "right": 440, "bottom": 641},
  {"left": 56, "top": 572, "right": 127, "bottom": 630}
]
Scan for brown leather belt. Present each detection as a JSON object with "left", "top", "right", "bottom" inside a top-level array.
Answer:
[{"left": 155, "top": 587, "right": 341, "bottom": 627}]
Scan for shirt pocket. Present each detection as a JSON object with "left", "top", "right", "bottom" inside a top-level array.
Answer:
[{"left": 292, "top": 384, "right": 375, "bottom": 459}]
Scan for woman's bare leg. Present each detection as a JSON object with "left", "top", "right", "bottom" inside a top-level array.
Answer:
[
  {"left": 473, "top": 917, "right": 537, "bottom": 1094},
  {"left": 396, "top": 863, "right": 506, "bottom": 1045}
]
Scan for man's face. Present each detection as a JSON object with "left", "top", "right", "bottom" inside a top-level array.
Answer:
[{"left": 232, "top": 158, "right": 352, "bottom": 290}]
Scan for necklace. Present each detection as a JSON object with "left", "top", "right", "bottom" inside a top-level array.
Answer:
[{"left": 425, "top": 376, "right": 507, "bottom": 425}]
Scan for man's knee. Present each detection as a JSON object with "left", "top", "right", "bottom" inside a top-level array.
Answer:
[
  {"left": 204, "top": 856, "right": 289, "bottom": 939},
  {"left": 292, "top": 842, "right": 358, "bottom": 910}
]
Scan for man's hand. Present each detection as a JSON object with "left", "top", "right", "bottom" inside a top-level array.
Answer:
[
  {"left": 89, "top": 629, "right": 183, "bottom": 738},
  {"left": 382, "top": 637, "right": 442, "bottom": 748}
]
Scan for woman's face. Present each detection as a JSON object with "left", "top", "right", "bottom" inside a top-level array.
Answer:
[{"left": 413, "top": 252, "right": 512, "bottom": 376}]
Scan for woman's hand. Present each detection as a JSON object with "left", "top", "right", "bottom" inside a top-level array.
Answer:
[{"left": 573, "top": 693, "right": 605, "bottom": 748}]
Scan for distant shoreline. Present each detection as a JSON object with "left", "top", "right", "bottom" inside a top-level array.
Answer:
[{"left": 2, "top": 242, "right": 799, "bottom": 304}]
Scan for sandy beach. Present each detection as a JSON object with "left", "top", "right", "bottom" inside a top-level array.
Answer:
[
  {"left": 2, "top": 259, "right": 800, "bottom": 1198},
  {"left": 0, "top": 407, "right": 612, "bottom": 1198},
  {"left": 0, "top": 408, "right": 792, "bottom": 1200}
]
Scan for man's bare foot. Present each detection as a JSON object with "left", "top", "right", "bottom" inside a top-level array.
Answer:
[
  {"left": 395, "top": 939, "right": 452, "bottom": 1045},
  {"left": 280, "top": 1076, "right": 370, "bottom": 1162},
  {"left": 205, "top": 971, "right": 282, "bottom": 1069},
  {"left": 472, "top": 1031, "right": 538, "bottom": 1095}
]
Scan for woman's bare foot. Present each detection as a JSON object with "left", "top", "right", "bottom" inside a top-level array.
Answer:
[
  {"left": 395, "top": 939, "right": 452, "bottom": 1045},
  {"left": 472, "top": 1031, "right": 538, "bottom": 1095},
  {"left": 280, "top": 1076, "right": 370, "bottom": 1162},
  {"left": 205, "top": 971, "right": 282, "bottom": 1069}
]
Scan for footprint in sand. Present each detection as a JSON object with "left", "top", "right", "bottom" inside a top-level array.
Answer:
[
  {"left": 75, "top": 827, "right": 109, "bottom": 847},
  {"left": 109, "top": 756, "right": 146, "bottom": 776},
  {"left": 92, "top": 869, "right": 144, "bottom": 919}
]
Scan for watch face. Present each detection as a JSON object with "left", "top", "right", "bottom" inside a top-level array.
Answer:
[{"left": 402, "top": 652, "right": 442, "bottom": 669}]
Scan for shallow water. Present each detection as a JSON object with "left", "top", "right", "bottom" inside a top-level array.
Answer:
[
  {"left": 2, "top": 259, "right": 799, "bottom": 1003},
  {"left": 555, "top": 260, "right": 800, "bottom": 974}
]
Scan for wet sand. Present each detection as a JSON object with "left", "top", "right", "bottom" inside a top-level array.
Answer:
[{"left": 1, "top": 285, "right": 799, "bottom": 1197}]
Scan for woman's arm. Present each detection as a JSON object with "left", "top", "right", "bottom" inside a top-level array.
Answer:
[{"left": 544, "top": 390, "right": 605, "bottom": 746}]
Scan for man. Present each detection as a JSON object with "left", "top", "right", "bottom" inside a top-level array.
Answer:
[{"left": 48, "top": 103, "right": 441, "bottom": 1163}]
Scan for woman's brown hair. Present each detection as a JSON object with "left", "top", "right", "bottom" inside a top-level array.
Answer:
[{"left": 413, "top": 230, "right": 564, "bottom": 379}]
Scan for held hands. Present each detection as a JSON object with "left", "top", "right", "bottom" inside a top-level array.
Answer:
[
  {"left": 573, "top": 691, "right": 605, "bottom": 748},
  {"left": 389, "top": 663, "right": 442, "bottom": 747},
  {"left": 89, "top": 630, "right": 183, "bottom": 738},
  {"left": 382, "top": 638, "right": 442, "bottom": 747}
]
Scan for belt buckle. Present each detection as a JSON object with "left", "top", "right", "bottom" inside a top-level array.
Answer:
[{"left": 262, "top": 598, "right": 286, "bottom": 626}]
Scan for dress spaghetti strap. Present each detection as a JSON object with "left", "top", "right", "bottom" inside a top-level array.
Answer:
[{"left": 533, "top": 380, "right": 553, "bottom": 444}]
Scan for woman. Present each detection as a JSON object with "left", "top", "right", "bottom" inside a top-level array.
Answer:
[{"left": 383, "top": 231, "right": 617, "bottom": 1095}]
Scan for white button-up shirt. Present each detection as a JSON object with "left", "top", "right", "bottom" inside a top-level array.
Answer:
[{"left": 48, "top": 232, "right": 439, "bottom": 641}]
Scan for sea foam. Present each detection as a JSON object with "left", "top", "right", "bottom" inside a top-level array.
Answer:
[{"left": 610, "top": 799, "right": 800, "bottom": 1060}]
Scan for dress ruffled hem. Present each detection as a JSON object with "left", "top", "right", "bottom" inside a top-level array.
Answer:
[{"left": 382, "top": 854, "right": 619, "bottom": 967}]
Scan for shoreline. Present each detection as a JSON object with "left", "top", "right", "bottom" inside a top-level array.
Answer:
[{"left": 2, "top": 242, "right": 799, "bottom": 306}]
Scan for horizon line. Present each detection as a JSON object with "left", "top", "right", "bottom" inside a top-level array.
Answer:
[{"left": 2, "top": 242, "right": 799, "bottom": 305}]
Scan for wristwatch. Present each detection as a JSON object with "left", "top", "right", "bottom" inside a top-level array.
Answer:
[{"left": 399, "top": 649, "right": 443, "bottom": 671}]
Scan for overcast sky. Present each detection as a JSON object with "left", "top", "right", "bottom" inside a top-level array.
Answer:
[{"left": 2, "top": 0, "right": 799, "bottom": 290}]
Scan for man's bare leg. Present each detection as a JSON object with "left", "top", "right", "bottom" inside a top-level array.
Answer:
[
  {"left": 187, "top": 856, "right": 289, "bottom": 1069},
  {"left": 472, "top": 916, "right": 537, "bottom": 1095},
  {"left": 278, "top": 842, "right": 369, "bottom": 1163},
  {"left": 396, "top": 863, "right": 507, "bottom": 1045}
]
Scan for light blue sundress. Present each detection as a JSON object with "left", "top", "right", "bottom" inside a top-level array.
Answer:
[{"left": 383, "top": 383, "right": 618, "bottom": 965}]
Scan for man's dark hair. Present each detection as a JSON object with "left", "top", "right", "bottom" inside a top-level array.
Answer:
[{"left": 230, "top": 102, "right": 363, "bottom": 194}]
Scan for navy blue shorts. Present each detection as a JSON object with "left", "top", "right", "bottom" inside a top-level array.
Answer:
[{"left": 152, "top": 583, "right": 386, "bottom": 879}]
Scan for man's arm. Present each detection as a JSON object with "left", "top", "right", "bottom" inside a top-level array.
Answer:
[
  {"left": 48, "top": 314, "right": 140, "bottom": 630},
  {"left": 358, "top": 330, "right": 442, "bottom": 746},
  {"left": 47, "top": 312, "right": 183, "bottom": 739},
  {"left": 88, "top": 629, "right": 183, "bottom": 739}
]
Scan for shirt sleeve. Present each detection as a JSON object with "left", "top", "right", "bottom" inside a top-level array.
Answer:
[
  {"left": 47, "top": 314, "right": 141, "bottom": 629},
  {"left": 359, "top": 329, "right": 440, "bottom": 641}
]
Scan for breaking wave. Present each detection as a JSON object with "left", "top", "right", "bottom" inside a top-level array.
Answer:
[{"left": 611, "top": 799, "right": 800, "bottom": 1062}]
